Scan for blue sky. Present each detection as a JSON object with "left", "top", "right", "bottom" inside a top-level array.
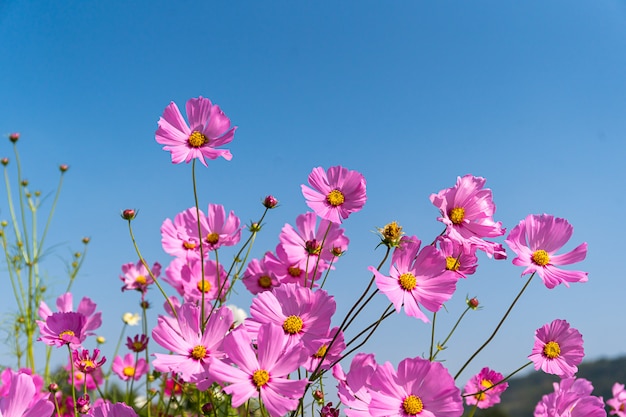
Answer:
[{"left": 1, "top": 0, "right": 626, "bottom": 388}]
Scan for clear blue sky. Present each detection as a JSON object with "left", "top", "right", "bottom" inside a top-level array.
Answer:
[{"left": 1, "top": 1, "right": 625, "bottom": 387}]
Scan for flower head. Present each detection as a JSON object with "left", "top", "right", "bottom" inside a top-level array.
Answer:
[
  {"left": 0, "top": 371, "right": 54, "bottom": 417},
  {"left": 90, "top": 401, "right": 139, "bottom": 417},
  {"left": 607, "top": 382, "right": 626, "bottom": 416},
  {"left": 506, "top": 214, "right": 588, "bottom": 289},
  {"left": 463, "top": 367, "right": 508, "bottom": 409},
  {"left": 126, "top": 334, "right": 150, "bottom": 352},
  {"left": 72, "top": 348, "right": 106, "bottom": 374},
  {"left": 120, "top": 260, "right": 161, "bottom": 293},
  {"left": 529, "top": 319, "right": 584, "bottom": 378},
  {"left": 37, "top": 312, "right": 87, "bottom": 349},
  {"left": 112, "top": 353, "right": 149, "bottom": 382},
  {"left": 155, "top": 96, "right": 236, "bottom": 167},
  {"left": 301, "top": 166, "right": 367, "bottom": 224},
  {"left": 534, "top": 377, "right": 606, "bottom": 417},
  {"left": 122, "top": 312, "right": 141, "bottom": 326}
]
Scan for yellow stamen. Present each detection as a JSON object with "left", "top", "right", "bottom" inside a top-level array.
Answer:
[
  {"left": 282, "top": 315, "right": 303, "bottom": 334},
  {"left": 132, "top": 341, "right": 144, "bottom": 351},
  {"left": 206, "top": 232, "right": 219, "bottom": 245},
  {"left": 183, "top": 241, "right": 196, "bottom": 250},
  {"left": 135, "top": 275, "right": 147, "bottom": 285},
  {"left": 190, "top": 345, "right": 207, "bottom": 360},
  {"left": 446, "top": 256, "right": 460, "bottom": 271},
  {"left": 188, "top": 131, "right": 207, "bottom": 148},
  {"left": 258, "top": 275, "right": 272, "bottom": 288},
  {"left": 449, "top": 207, "right": 465, "bottom": 224},
  {"left": 197, "top": 279, "right": 211, "bottom": 293},
  {"left": 399, "top": 272, "right": 417, "bottom": 291},
  {"left": 123, "top": 366, "right": 135, "bottom": 377},
  {"left": 532, "top": 249, "right": 550, "bottom": 266},
  {"left": 59, "top": 330, "right": 75, "bottom": 338},
  {"left": 481, "top": 379, "right": 493, "bottom": 389},
  {"left": 288, "top": 266, "right": 301, "bottom": 277},
  {"left": 314, "top": 345, "right": 328, "bottom": 358},
  {"left": 402, "top": 394, "right": 424, "bottom": 415},
  {"left": 252, "top": 369, "right": 270, "bottom": 388},
  {"left": 326, "top": 189, "right": 345, "bottom": 206},
  {"left": 543, "top": 341, "right": 561, "bottom": 359}
]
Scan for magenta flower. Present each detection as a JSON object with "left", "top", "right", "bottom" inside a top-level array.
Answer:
[
  {"left": 607, "top": 382, "right": 626, "bottom": 416},
  {"left": 430, "top": 174, "right": 506, "bottom": 257},
  {"left": 161, "top": 208, "right": 204, "bottom": 261},
  {"left": 38, "top": 292, "right": 101, "bottom": 334},
  {"left": 534, "top": 377, "right": 606, "bottom": 417},
  {"left": 369, "top": 236, "right": 457, "bottom": 322},
  {"left": 0, "top": 372, "right": 54, "bottom": 417},
  {"left": 208, "top": 324, "right": 308, "bottom": 417},
  {"left": 120, "top": 260, "right": 161, "bottom": 293},
  {"left": 463, "top": 367, "right": 508, "bottom": 409},
  {"left": 89, "top": 401, "right": 139, "bottom": 417},
  {"left": 166, "top": 258, "right": 229, "bottom": 303},
  {"left": 303, "top": 326, "right": 345, "bottom": 373},
  {"left": 529, "top": 319, "right": 584, "bottom": 378},
  {"left": 333, "top": 353, "right": 379, "bottom": 417},
  {"left": 437, "top": 236, "right": 478, "bottom": 279},
  {"left": 112, "top": 353, "right": 149, "bottom": 381},
  {"left": 37, "top": 311, "right": 87, "bottom": 348},
  {"left": 368, "top": 356, "right": 463, "bottom": 417},
  {"left": 246, "top": 283, "right": 336, "bottom": 355},
  {"left": 152, "top": 303, "right": 233, "bottom": 381},
  {"left": 155, "top": 96, "right": 237, "bottom": 167},
  {"left": 67, "top": 366, "right": 104, "bottom": 391},
  {"left": 505, "top": 214, "right": 588, "bottom": 289},
  {"left": 301, "top": 166, "right": 367, "bottom": 224},
  {"left": 242, "top": 254, "right": 281, "bottom": 294},
  {"left": 199, "top": 203, "right": 241, "bottom": 251},
  {"left": 72, "top": 348, "right": 106, "bottom": 374},
  {"left": 264, "top": 244, "right": 322, "bottom": 286},
  {"left": 126, "top": 334, "right": 150, "bottom": 353}
]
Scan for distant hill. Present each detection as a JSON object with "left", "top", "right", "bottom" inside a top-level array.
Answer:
[{"left": 471, "top": 356, "right": 626, "bottom": 417}]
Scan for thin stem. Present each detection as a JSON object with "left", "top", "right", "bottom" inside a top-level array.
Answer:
[
  {"left": 432, "top": 305, "right": 472, "bottom": 361},
  {"left": 429, "top": 311, "right": 437, "bottom": 361},
  {"left": 191, "top": 159, "right": 207, "bottom": 331}
]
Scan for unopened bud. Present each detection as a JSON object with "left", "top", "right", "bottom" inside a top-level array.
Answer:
[
  {"left": 48, "top": 382, "right": 59, "bottom": 392},
  {"left": 140, "top": 300, "right": 150, "bottom": 310},
  {"left": 313, "top": 389, "right": 324, "bottom": 402},
  {"left": 263, "top": 195, "right": 278, "bottom": 209},
  {"left": 467, "top": 297, "right": 479, "bottom": 309},
  {"left": 8, "top": 133, "right": 19, "bottom": 143},
  {"left": 34, "top": 191, "right": 41, "bottom": 197},
  {"left": 76, "top": 394, "right": 90, "bottom": 414},
  {"left": 96, "top": 335, "right": 106, "bottom": 344},
  {"left": 59, "top": 164, "right": 69, "bottom": 172},
  {"left": 82, "top": 237, "right": 90, "bottom": 244},
  {"left": 201, "top": 403, "right": 214, "bottom": 415},
  {"left": 20, "top": 180, "right": 28, "bottom": 187},
  {"left": 121, "top": 209, "right": 136, "bottom": 220},
  {"left": 249, "top": 222, "right": 262, "bottom": 232},
  {"left": 1, "top": 158, "right": 8, "bottom": 166}
]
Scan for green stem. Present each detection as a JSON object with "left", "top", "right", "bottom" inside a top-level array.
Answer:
[{"left": 432, "top": 305, "right": 472, "bottom": 361}]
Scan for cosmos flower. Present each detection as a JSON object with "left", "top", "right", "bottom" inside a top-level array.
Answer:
[
  {"left": 333, "top": 353, "right": 379, "bottom": 417},
  {"left": 303, "top": 326, "right": 345, "bottom": 373},
  {"left": 534, "top": 377, "right": 605, "bottom": 417},
  {"left": 463, "top": 367, "right": 508, "bottom": 409},
  {"left": 38, "top": 292, "right": 101, "bottom": 334},
  {"left": 528, "top": 319, "right": 584, "bottom": 378},
  {"left": 120, "top": 260, "right": 161, "bottom": 293},
  {"left": 607, "top": 382, "right": 626, "bottom": 417},
  {"left": 0, "top": 371, "right": 54, "bottom": 417},
  {"left": 126, "top": 334, "right": 150, "bottom": 353},
  {"left": 37, "top": 312, "right": 87, "bottom": 349},
  {"left": 72, "top": 348, "right": 106, "bottom": 374},
  {"left": 199, "top": 203, "right": 241, "bottom": 251},
  {"left": 437, "top": 236, "right": 478, "bottom": 279},
  {"left": 88, "top": 401, "right": 139, "bottom": 417},
  {"left": 155, "top": 96, "right": 237, "bottom": 167},
  {"left": 505, "top": 214, "right": 588, "bottom": 289},
  {"left": 161, "top": 207, "right": 204, "bottom": 261},
  {"left": 368, "top": 356, "right": 463, "bottom": 417},
  {"left": 112, "top": 354, "right": 149, "bottom": 382},
  {"left": 301, "top": 166, "right": 367, "bottom": 224},
  {"left": 242, "top": 254, "right": 281, "bottom": 294},
  {"left": 430, "top": 174, "right": 506, "bottom": 257}
]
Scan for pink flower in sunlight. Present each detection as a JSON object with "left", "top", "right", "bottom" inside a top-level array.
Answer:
[
  {"left": 463, "top": 367, "right": 508, "bottom": 409},
  {"left": 0, "top": 368, "right": 48, "bottom": 407},
  {"left": 152, "top": 303, "right": 233, "bottom": 381},
  {"left": 161, "top": 208, "right": 204, "bottom": 261},
  {"left": 165, "top": 258, "right": 229, "bottom": 303},
  {"left": 120, "top": 260, "right": 161, "bottom": 293},
  {"left": 0, "top": 372, "right": 54, "bottom": 417},
  {"left": 301, "top": 166, "right": 367, "bottom": 224},
  {"left": 437, "top": 236, "right": 478, "bottom": 279},
  {"left": 199, "top": 203, "right": 241, "bottom": 251},
  {"left": 67, "top": 366, "right": 104, "bottom": 391},
  {"left": 607, "top": 382, "right": 626, "bottom": 417},
  {"left": 39, "top": 292, "right": 101, "bottom": 335},
  {"left": 72, "top": 348, "right": 106, "bottom": 374},
  {"left": 333, "top": 353, "right": 379, "bottom": 417},
  {"left": 534, "top": 377, "right": 605, "bottom": 417},
  {"left": 368, "top": 357, "right": 463, "bottom": 417},
  {"left": 126, "top": 334, "right": 150, "bottom": 353},
  {"left": 207, "top": 324, "right": 308, "bottom": 417},
  {"left": 242, "top": 254, "right": 281, "bottom": 294},
  {"left": 303, "top": 326, "right": 345, "bottom": 373},
  {"left": 37, "top": 312, "right": 87, "bottom": 348},
  {"left": 369, "top": 236, "right": 457, "bottom": 322},
  {"left": 112, "top": 354, "right": 149, "bottom": 381},
  {"left": 430, "top": 174, "right": 506, "bottom": 257},
  {"left": 155, "top": 96, "right": 237, "bottom": 167},
  {"left": 246, "top": 283, "right": 336, "bottom": 355},
  {"left": 89, "top": 401, "right": 139, "bottom": 417},
  {"left": 505, "top": 214, "right": 588, "bottom": 289},
  {"left": 264, "top": 244, "right": 323, "bottom": 286},
  {"left": 529, "top": 319, "right": 584, "bottom": 378}
]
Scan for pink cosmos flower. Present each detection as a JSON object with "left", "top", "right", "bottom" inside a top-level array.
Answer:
[
  {"left": 126, "top": 334, "right": 150, "bottom": 353},
  {"left": 505, "top": 214, "right": 588, "bottom": 289},
  {"left": 112, "top": 353, "right": 149, "bottom": 381},
  {"left": 0, "top": 368, "right": 48, "bottom": 407},
  {"left": 152, "top": 303, "right": 233, "bottom": 381},
  {"left": 165, "top": 258, "right": 229, "bottom": 303},
  {"left": 120, "top": 260, "right": 161, "bottom": 293},
  {"left": 88, "top": 401, "right": 139, "bottom": 417},
  {"left": 199, "top": 203, "right": 241, "bottom": 251},
  {"left": 207, "top": 323, "right": 308, "bottom": 417},
  {"left": 430, "top": 174, "right": 506, "bottom": 257},
  {"left": 529, "top": 319, "right": 584, "bottom": 378},
  {"left": 161, "top": 208, "right": 204, "bottom": 261},
  {"left": 303, "top": 326, "right": 345, "bottom": 373},
  {"left": 242, "top": 254, "right": 281, "bottom": 294},
  {"left": 369, "top": 236, "right": 457, "bottom": 322},
  {"left": 333, "top": 353, "right": 379, "bottom": 417},
  {"left": 0, "top": 371, "right": 54, "bottom": 417},
  {"left": 368, "top": 356, "right": 463, "bottom": 417},
  {"left": 246, "top": 283, "right": 336, "bottom": 355},
  {"left": 67, "top": 366, "right": 104, "bottom": 391},
  {"left": 37, "top": 312, "right": 87, "bottom": 349},
  {"left": 463, "top": 367, "right": 508, "bottom": 409},
  {"left": 437, "top": 236, "right": 478, "bottom": 279},
  {"left": 155, "top": 96, "right": 237, "bottom": 167},
  {"left": 607, "top": 382, "right": 626, "bottom": 416},
  {"left": 72, "top": 348, "right": 106, "bottom": 374},
  {"left": 39, "top": 292, "right": 101, "bottom": 334},
  {"left": 264, "top": 243, "right": 323, "bottom": 286},
  {"left": 534, "top": 377, "right": 606, "bottom": 417},
  {"left": 301, "top": 166, "right": 367, "bottom": 224}
]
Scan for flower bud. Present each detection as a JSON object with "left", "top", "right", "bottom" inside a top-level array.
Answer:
[
  {"left": 140, "top": 300, "right": 150, "bottom": 310},
  {"left": 20, "top": 180, "right": 28, "bottom": 187},
  {"left": 467, "top": 297, "right": 479, "bottom": 309},
  {"left": 249, "top": 222, "right": 262, "bottom": 232},
  {"left": 0, "top": 220, "right": 6, "bottom": 227},
  {"left": 121, "top": 209, "right": 136, "bottom": 220},
  {"left": 1, "top": 158, "right": 8, "bottom": 166},
  {"left": 48, "top": 382, "right": 59, "bottom": 392},
  {"left": 82, "top": 237, "right": 90, "bottom": 244},
  {"left": 76, "top": 394, "right": 90, "bottom": 414},
  {"left": 201, "top": 403, "right": 214, "bottom": 415},
  {"left": 59, "top": 164, "right": 69, "bottom": 172},
  {"left": 8, "top": 133, "right": 19, "bottom": 143},
  {"left": 96, "top": 335, "right": 106, "bottom": 344},
  {"left": 378, "top": 221, "right": 404, "bottom": 247},
  {"left": 263, "top": 195, "right": 278, "bottom": 209},
  {"left": 313, "top": 389, "right": 324, "bottom": 402}
]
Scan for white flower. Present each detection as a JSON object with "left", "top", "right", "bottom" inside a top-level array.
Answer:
[
  {"left": 122, "top": 312, "right": 141, "bottom": 326},
  {"left": 226, "top": 304, "right": 247, "bottom": 328}
]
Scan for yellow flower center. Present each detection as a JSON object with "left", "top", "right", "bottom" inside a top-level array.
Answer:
[
  {"left": 532, "top": 249, "right": 550, "bottom": 266},
  {"left": 135, "top": 275, "right": 147, "bottom": 285},
  {"left": 80, "top": 359, "right": 95, "bottom": 370},
  {"left": 190, "top": 345, "right": 207, "bottom": 360},
  {"left": 252, "top": 369, "right": 270, "bottom": 388},
  {"left": 197, "top": 279, "right": 211, "bottom": 293},
  {"left": 123, "top": 366, "right": 135, "bottom": 377},
  {"left": 326, "top": 189, "right": 345, "bottom": 206},
  {"left": 481, "top": 379, "right": 493, "bottom": 389},
  {"left": 449, "top": 207, "right": 465, "bottom": 224},
  {"left": 402, "top": 394, "right": 424, "bottom": 415},
  {"left": 206, "top": 232, "right": 219, "bottom": 245},
  {"left": 543, "top": 341, "right": 561, "bottom": 359},
  {"left": 382, "top": 221, "right": 403, "bottom": 241},
  {"left": 183, "top": 241, "right": 197, "bottom": 250},
  {"left": 288, "top": 266, "right": 301, "bottom": 277},
  {"left": 445, "top": 256, "right": 460, "bottom": 271},
  {"left": 132, "top": 341, "right": 144, "bottom": 351},
  {"left": 475, "top": 392, "right": 486, "bottom": 401},
  {"left": 188, "top": 131, "right": 207, "bottom": 148},
  {"left": 282, "top": 315, "right": 304, "bottom": 334},
  {"left": 399, "top": 272, "right": 417, "bottom": 291},
  {"left": 314, "top": 344, "right": 328, "bottom": 358},
  {"left": 258, "top": 275, "right": 272, "bottom": 288},
  {"left": 59, "top": 330, "right": 75, "bottom": 339}
]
